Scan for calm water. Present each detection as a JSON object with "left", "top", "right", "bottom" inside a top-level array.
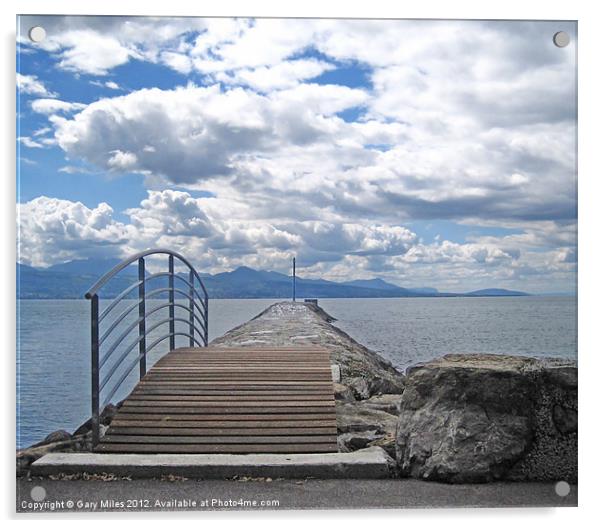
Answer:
[{"left": 16, "top": 296, "right": 576, "bottom": 448}]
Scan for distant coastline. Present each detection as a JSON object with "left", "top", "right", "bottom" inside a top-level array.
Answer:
[{"left": 16, "top": 258, "right": 536, "bottom": 300}]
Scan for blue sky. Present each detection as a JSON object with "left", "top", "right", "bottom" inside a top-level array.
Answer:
[{"left": 17, "top": 17, "right": 577, "bottom": 293}]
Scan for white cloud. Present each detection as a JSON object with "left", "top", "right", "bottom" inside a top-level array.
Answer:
[
  {"left": 160, "top": 51, "right": 193, "bottom": 74},
  {"left": 190, "top": 18, "right": 316, "bottom": 73},
  {"left": 17, "top": 196, "right": 129, "bottom": 267},
  {"left": 18, "top": 136, "right": 44, "bottom": 148},
  {"left": 215, "top": 59, "right": 335, "bottom": 91},
  {"left": 107, "top": 150, "right": 138, "bottom": 170},
  {"left": 90, "top": 80, "right": 121, "bottom": 90},
  {"left": 270, "top": 83, "right": 368, "bottom": 116},
  {"left": 56, "top": 30, "right": 132, "bottom": 75},
  {"left": 33, "top": 126, "right": 52, "bottom": 137},
  {"left": 17, "top": 73, "right": 57, "bottom": 97},
  {"left": 30, "top": 98, "right": 86, "bottom": 115},
  {"left": 50, "top": 83, "right": 368, "bottom": 183},
  {"left": 58, "top": 165, "right": 95, "bottom": 174}
]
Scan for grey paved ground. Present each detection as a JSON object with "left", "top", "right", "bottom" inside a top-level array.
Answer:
[{"left": 16, "top": 477, "right": 577, "bottom": 512}]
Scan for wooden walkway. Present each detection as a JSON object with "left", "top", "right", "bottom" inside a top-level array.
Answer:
[{"left": 96, "top": 346, "right": 338, "bottom": 454}]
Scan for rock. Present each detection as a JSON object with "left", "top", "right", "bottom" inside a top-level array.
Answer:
[
  {"left": 552, "top": 404, "right": 577, "bottom": 434},
  {"left": 338, "top": 430, "right": 383, "bottom": 452},
  {"left": 99, "top": 424, "right": 109, "bottom": 439},
  {"left": 72, "top": 403, "right": 120, "bottom": 436},
  {"left": 396, "top": 354, "right": 577, "bottom": 483},
  {"left": 336, "top": 400, "right": 399, "bottom": 456},
  {"left": 333, "top": 383, "right": 356, "bottom": 402},
  {"left": 16, "top": 422, "right": 115, "bottom": 475},
  {"left": 347, "top": 377, "right": 371, "bottom": 400},
  {"left": 350, "top": 446, "right": 398, "bottom": 477},
  {"left": 367, "top": 376, "right": 406, "bottom": 397},
  {"left": 337, "top": 394, "right": 402, "bottom": 459},
  {"left": 361, "top": 394, "right": 401, "bottom": 415},
  {"left": 33, "top": 429, "right": 71, "bottom": 447},
  {"left": 367, "top": 432, "right": 397, "bottom": 459},
  {"left": 17, "top": 436, "right": 81, "bottom": 476},
  {"left": 337, "top": 401, "right": 398, "bottom": 435}
]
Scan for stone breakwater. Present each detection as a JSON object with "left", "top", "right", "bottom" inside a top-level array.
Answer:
[{"left": 17, "top": 301, "right": 577, "bottom": 483}]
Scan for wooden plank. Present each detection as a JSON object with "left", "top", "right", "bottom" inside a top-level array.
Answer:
[
  {"left": 171, "top": 347, "right": 328, "bottom": 351},
  {"left": 102, "top": 435, "right": 337, "bottom": 444},
  {"left": 123, "top": 400, "right": 334, "bottom": 408},
  {"left": 136, "top": 382, "right": 332, "bottom": 387},
  {"left": 147, "top": 361, "right": 322, "bottom": 365},
  {"left": 157, "top": 359, "right": 330, "bottom": 363},
  {"left": 139, "top": 379, "right": 333, "bottom": 384},
  {"left": 117, "top": 406, "right": 335, "bottom": 415},
  {"left": 141, "top": 374, "right": 333, "bottom": 379},
  {"left": 152, "top": 366, "right": 330, "bottom": 370},
  {"left": 110, "top": 419, "right": 336, "bottom": 428},
  {"left": 131, "top": 390, "right": 333, "bottom": 396},
  {"left": 128, "top": 394, "right": 332, "bottom": 401},
  {"left": 163, "top": 355, "right": 330, "bottom": 360},
  {"left": 108, "top": 426, "right": 337, "bottom": 436},
  {"left": 155, "top": 352, "right": 330, "bottom": 358},
  {"left": 143, "top": 373, "right": 333, "bottom": 377},
  {"left": 151, "top": 368, "right": 332, "bottom": 372},
  {"left": 95, "top": 443, "right": 338, "bottom": 454},
  {"left": 160, "top": 351, "right": 330, "bottom": 356},
  {"left": 158, "top": 355, "right": 330, "bottom": 359},
  {"left": 148, "top": 362, "right": 329, "bottom": 366},
  {"left": 134, "top": 386, "right": 332, "bottom": 392},
  {"left": 114, "top": 410, "right": 336, "bottom": 419}
]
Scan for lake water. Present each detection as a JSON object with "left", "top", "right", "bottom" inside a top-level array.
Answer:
[{"left": 16, "top": 296, "right": 576, "bottom": 449}]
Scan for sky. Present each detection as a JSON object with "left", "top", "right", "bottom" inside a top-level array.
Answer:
[{"left": 16, "top": 16, "right": 577, "bottom": 293}]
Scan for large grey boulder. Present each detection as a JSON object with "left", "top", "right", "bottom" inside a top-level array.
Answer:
[{"left": 396, "top": 354, "right": 577, "bottom": 483}]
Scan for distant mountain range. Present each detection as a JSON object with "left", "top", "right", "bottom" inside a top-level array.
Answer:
[{"left": 16, "top": 258, "right": 530, "bottom": 300}]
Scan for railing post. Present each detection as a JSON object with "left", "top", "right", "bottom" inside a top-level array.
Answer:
[
  {"left": 188, "top": 270, "right": 195, "bottom": 347},
  {"left": 138, "top": 257, "right": 146, "bottom": 379},
  {"left": 90, "top": 294, "right": 100, "bottom": 446},
  {"left": 168, "top": 255, "right": 175, "bottom": 351},
  {"left": 204, "top": 295, "right": 209, "bottom": 346}
]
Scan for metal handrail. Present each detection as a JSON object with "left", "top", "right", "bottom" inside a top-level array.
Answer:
[
  {"left": 85, "top": 248, "right": 208, "bottom": 299},
  {"left": 85, "top": 249, "right": 209, "bottom": 445}
]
